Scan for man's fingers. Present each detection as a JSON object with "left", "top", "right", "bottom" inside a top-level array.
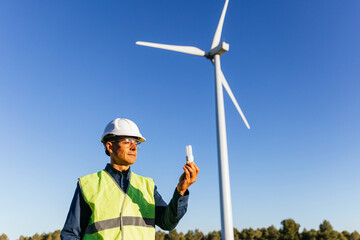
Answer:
[
  {"left": 194, "top": 163, "right": 200, "bottom": 173},
  {"left": 179, "top": 172, "right": 185, "bottom": 181},
  {"left": 183, "top": 166, "right": 191, "bottom": 180},
  {"left": 184, "top": 164, "right": 194, "bottom": 173},
  {"left": 184, "top": 165, "right": 197, "bottom": 179},
  {"left": 185, "top": 163, "right": 199, "bottom": 178},
  {"left": 183, "top": 166, "right": 197, "bottom": 186},
  {"left": 192, "top": 163, "right": 199, "bottom": 175},
  {"left": 186, "top": 162, "right": 199, "bottom": 171}
]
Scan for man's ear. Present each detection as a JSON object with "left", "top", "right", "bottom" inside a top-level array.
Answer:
[{"left": 106, "top": 141, "right": 113, "bottom": 155}]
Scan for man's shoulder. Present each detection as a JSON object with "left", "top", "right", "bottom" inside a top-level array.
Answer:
[
  {"left": 79, "top": 170, "right": 105, "bottom": 183},
  {"left": 131, "top": 171, "right": 155, "bottom": 185},
  {"left": 131, "top": 171, "right": 153, "bottom": 180}
]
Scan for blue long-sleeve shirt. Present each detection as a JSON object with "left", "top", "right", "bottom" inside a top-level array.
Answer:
[{"left": 61, "top": 164, "right": 189, "bottom": 240}]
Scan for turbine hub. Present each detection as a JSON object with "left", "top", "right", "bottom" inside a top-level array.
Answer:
[{"left": 207, "top": 42, "right": 229, "bottom": 59}]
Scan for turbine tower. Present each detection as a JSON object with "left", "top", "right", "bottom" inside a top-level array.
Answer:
[{"left": 136, "top": 1, "right": 250, "bottom": 239}]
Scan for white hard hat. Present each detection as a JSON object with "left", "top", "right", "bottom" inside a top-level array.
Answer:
[{"left": 101, "top": 118, "right": 146, "bottom": 143}]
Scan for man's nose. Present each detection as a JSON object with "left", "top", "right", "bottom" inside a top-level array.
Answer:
[{"left": 129, "top": 143, "right": 137, "bottom": 150}]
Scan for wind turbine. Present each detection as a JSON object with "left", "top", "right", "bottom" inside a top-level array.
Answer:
[{"left": 136, "top": 1, "right": 250, "bottom": 239}]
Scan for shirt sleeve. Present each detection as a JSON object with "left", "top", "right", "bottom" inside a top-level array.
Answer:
[
  {"left": 61, "top": 182, "right": 92, "bottom": 240},
  {"left": 154, "top": 185, "right": 189, "bottom": 231}
]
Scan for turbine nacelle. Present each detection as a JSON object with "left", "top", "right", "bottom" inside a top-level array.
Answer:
[{"left": 207, "top": 42, "right": 230, "bottom": 59}]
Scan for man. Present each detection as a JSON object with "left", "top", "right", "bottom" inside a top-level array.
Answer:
[{"left": 61, "top": 118, "right": 199, "bottom": 240}]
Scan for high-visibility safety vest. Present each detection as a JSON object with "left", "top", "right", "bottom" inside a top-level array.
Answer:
[{"left": 79, "top": 170, "right": 155, "bottom": 240}]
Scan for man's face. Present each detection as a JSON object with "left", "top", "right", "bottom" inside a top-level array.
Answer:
[{"left": 107, "top": 137, "right": 138, "bottom": 166}]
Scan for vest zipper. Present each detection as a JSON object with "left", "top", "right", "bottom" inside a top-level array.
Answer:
[
  {"left": 120, "top": 172, "right": 131, "bottom": 240},
  {"left": 103, "top": 170, "right": 130, "bottom": 239}
]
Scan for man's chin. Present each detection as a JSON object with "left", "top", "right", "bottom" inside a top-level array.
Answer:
[{"left": 127, "top": 158, "right": 136, "bottom": 165}]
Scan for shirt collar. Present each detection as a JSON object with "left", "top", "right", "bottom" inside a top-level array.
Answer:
[{"left": 105, "top": 163, "right": 131, "bottom": 177}]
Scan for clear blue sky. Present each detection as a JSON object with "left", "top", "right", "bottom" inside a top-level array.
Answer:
[{"left": 1, "top": 0, "right": 359, "bottom": 239}]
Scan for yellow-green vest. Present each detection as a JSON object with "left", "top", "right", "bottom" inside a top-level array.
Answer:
[{"left": 79, "top": 170, "right": 155, "bottom": 240}]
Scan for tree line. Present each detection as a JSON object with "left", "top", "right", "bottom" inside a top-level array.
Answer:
[
  {"left": 0, "top": 231, "right": 61, "bottom": 240},
  {"left": 154, "top": 220, "right": 360, "bottom": 240},
  {"left": 1, "top": 219, "right": 359, "bottom": 240}
]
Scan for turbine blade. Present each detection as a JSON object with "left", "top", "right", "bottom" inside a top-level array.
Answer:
[
  {"left": 219, "top": 68, "right": 250, "bottom": 129},
  {"left": 211, "top": 0, "right": 229, "bottom": 50},
  {"left": 136, "top": 41, "right": 206, "bottom": 56}
]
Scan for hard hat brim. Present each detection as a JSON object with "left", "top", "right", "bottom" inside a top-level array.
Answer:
[{"left": 101, "top": 134, "right": 146, "bottom": 144}]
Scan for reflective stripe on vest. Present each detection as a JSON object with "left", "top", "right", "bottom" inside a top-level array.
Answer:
[
  {"left": 85, "top": 216, "right": 155, "bottom": 234},
  {"left": 79, "top": 170, "right": 155, "bottom": 240}
]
